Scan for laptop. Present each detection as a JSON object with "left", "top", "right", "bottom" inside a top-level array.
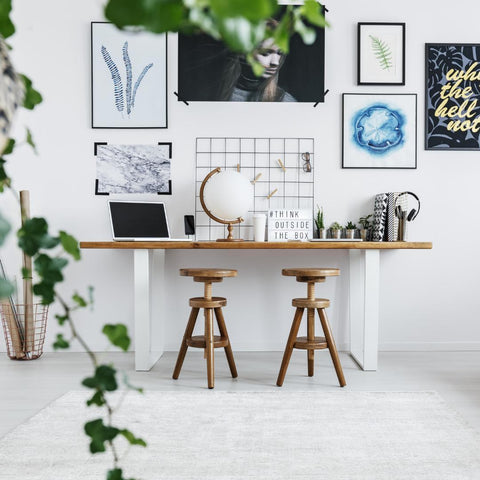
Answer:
[{"left": 109, "top": 200, "right": 192, "bottom": 241}]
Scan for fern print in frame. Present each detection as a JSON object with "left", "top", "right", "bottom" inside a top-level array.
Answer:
[
  {"left": 358, "top": 23, "right": 405, "bottom": 85},
  {"left": 91, "top": 22, "right": 167, "bottom": 128}
]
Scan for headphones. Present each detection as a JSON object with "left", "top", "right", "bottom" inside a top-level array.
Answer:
[{"left": 394, "top": 191, "right": 420, "bottom": 222}]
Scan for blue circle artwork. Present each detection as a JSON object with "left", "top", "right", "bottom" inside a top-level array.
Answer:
[{"left": 353, "top": 104, "right": 405, "bottom": 155}]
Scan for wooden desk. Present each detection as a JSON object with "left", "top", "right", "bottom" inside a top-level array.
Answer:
[{"left": 80, "top": 241, "right": 432, "bottom": 372}]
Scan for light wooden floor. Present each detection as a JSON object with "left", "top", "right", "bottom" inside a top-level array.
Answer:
[{"left": 1, "top": 351, "right": 480, "bottom": 439}]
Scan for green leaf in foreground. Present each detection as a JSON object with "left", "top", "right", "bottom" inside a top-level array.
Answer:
[
  {"left": 20, "top": 74, "right": 43, "bottom": 110},
  {"left": 0, "top": 278, "right": 14, "bottom": 300},
  {"left": 82, "top": 364, "right": 118, "bottom": 392},
  {"left": 119, "top": 429, "right": 147, "bottom": 447},
  {"left": 0, "top": 213, "right": 11, "bottom": 245},
  {"left": 26, "top": 128, "right": 37, "bottom": 154},
  {"left": 103, "top": 323, "right": 131, "bottom": 351},
  {"left": 17, "top": 217, "right": 60, "bottom": 256},
  {"left": 60, "top": 231, "right": 81, "bottom": 260},
  {"left": 84, "top": 418, "right": 119, "bottom": 454},
  {"left": 0, "top": 0, "right": 15, "bottom": 39},
  {"left": 53, "top": 333, "right": 70, "bottom": 350}
]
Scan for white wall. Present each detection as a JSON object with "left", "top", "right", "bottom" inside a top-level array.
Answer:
[{"left": 2, "top": 0, "right": 479, "bottom": 354}]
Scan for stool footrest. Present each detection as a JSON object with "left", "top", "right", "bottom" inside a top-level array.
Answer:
[
  {"left": 186, "top": 335, "right": 229, "bottom": 349},
  {"left": 292, "top": 298, "right": 330, "bottom": 308},
  {"left": 189, "top": 297, "right": 227, "bottom": 308},
  {"left": 294, "top": 336, "right": 327, "bottom": 350}
]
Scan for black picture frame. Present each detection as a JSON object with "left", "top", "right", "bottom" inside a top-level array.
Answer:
[
  {"left": 91, "top": 22, "right": 168, "bottom": 129},
  {"left": 357, "top": 22, "right": 405, "bottom": 86},
  {"left": 425, "top": 43, "right": 480, "bottom": 150}
]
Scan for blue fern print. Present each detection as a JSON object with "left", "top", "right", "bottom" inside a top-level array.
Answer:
[
  {"left": 131, "top": 63, "right": 153, "bottom": 110},
  {"left": 101, "top": 45, "right": 124, "bottom": 112},
  {"left": 122, "top": 42, "right": 133, "bottom": 115}
]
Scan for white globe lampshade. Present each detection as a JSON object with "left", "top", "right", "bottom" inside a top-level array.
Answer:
[{"left": 203, "top": 171, "right": 253, "bottom": 220}]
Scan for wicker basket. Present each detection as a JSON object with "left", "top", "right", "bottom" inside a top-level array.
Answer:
[{"left": 1, "top": 303, "right": 48, "bottom": 360}]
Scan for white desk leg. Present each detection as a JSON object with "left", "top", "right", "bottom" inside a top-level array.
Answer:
[
  {"left": 134, "top": 249, "right": 164, "bottom": 371},
  {"left": 349, "top": 249, "right": 380, "bottom": 371}
]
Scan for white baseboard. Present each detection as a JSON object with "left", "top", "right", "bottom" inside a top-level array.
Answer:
[{"left": 377, "top": 342, "right": 480, "bottom": 352}]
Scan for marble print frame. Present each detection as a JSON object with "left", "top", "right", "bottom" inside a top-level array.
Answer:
[
  {"left": 95, "top": 142, "right": 172, "bottom": 194},
  {"left": 342, "top": 93, "right": 417, "bottom": 169}
]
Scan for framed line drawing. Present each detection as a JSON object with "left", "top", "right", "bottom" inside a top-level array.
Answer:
[
  {"left": 91, "top": 22, "right": 167, "bottom": 128},
  {"left": 358, "top": 23, "right": 405, "bottom": 85},
  {"left": 426, "top": 43, "right": 480, "bottom": 150},
  {"left": 342, "top": 93, "right": 417, "bottom": 169},
  {"left": 95, "top": 142, "right": 172, "bottom": 194}
]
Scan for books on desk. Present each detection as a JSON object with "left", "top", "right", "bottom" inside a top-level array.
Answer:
[
  {"left": 372, "top": 192, "right": 407, "bottom": 242},
  {"left": 309, "top": 238, "right": 363, "bottom": 242}
]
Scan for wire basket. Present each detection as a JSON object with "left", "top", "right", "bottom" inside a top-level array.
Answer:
[{"left": 1, "top": 303, "right": 48, "bottom": 360}]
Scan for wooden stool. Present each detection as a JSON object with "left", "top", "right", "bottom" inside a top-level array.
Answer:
[
  {"left": 172, "top": 268, "right": 238, "bottom": 389},
  {"left": 276, "top": 268, "right": 346, "bottom": 387}
]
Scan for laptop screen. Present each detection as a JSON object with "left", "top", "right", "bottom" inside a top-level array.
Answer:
[{"left": 109, "top": 201, "right": 170, "bottom": 239}]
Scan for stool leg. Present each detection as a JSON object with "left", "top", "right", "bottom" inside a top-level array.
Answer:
[
  {"left": 276, "top": 307, "right": 304, "bottom": 387},
  {"left": 307, "top": 307, "right": 315, "bottom": 377},
  {"left": 205, "top": 307, "right": 215, "bottom": 389},
  {"left": 172, "top": 307, "right": 199, "bottom": 379},
  {"left": 317, "top": 308, "right": 346, "bottom": 387},
  {"left": 214, "top": 307, "right": 238, "bottom": 378}
]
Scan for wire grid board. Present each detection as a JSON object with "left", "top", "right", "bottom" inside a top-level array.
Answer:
[{"left": 195, "top": 137, "right": 314, "bottom": 240}]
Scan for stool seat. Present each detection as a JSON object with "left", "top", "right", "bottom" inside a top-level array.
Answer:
[
  {"left": 187, "top": 335, "right": 229, "bottom": 349},
  {"left": 292, "top": 298, "right": 330, "bottom": 309},
  {"left": 282, "top": 268, "right": 339, "bottom": 283},
  {"left": 189, "top": 296, "right": 227, "bottom": 308},
  {"left": 180, "top": 268, "right": 237, "bottom": 278},
  {"left": 294, "top": 336, "right": 327, "bottom": 350}
]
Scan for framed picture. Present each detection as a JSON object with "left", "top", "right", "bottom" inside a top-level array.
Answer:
[
  {"left": 342, "top": 93, "right": 417, "bottom": 169},
  {"left": 177, "top": 5, "right": 325, "bottom": 103},
  {"left": 95, "top": 142, "right": 172, "bottom": 194},
  {"left": 426, "top": 43, "right": 480, "bottom": 150},
  {"left": 91, "top": 22, "right": 168, "bottom": 128},
  {"left": 357, "top": 23, "right": 405, "bottom": 85}
]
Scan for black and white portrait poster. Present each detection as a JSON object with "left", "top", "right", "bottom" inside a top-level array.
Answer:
[
  {"left": 426, "top": 43, "right": 480, "bottom": 150},
  {"left": 177, "top": 6, "right": 325, "bottom": 103}
]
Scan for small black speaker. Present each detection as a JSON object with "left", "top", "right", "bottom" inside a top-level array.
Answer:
[{"left": 184, "top": 215, "right": 195, "bottom": 235}]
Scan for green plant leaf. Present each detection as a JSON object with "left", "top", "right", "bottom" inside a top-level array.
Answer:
[
  {"left": 103, "top": 324, "right": 131, "bottom": 351},
  {"left": 55, "top": 313, "right": 69, "bottom": 326},
  {"left": 17, "top": 217, "right": 60, "bottom": 256},
  {"left": 0, "top": 213, "right": 11, "bottom": 246},
  {"left": 25, "top": 128, "right": 37, "bottom": 154},
  {"left": 293, "top": 17, "right": 316, "bottom": 45},
  {"left": 106, "top": 469, "right": 124, "bottom": 480},
  {"left": 272, "top": 8, "right": 293, "bottom": 54},
  {"left": 105, "top": 0, "right": 186, "bottom": 33},
  {"left": 2, "top": 138, "right": 15, "bottom": 156},
  {"left": 20, "top": 74, "right": 43, "bottom": 110},
  {"left": 72, "top": 292, "right": 88, "bottom": 308},
  {"left": 0, "top": 158, "right": 10, "bottom": 192},
  {"left": 84, "top": 418, "right": 119, "bottom": 454},
  {"left": 34, "top": 254, "right": 68, "bottom": 284},
  {"left": 82, "top": 364, "right": 118, "bottom": 392},
  {"left": 59, "top": 231, "right": 81, "bottom": 260},
  {"left": 86, "top": 391, "right": 106, "bottom": 407},
  {"left": 0, "top": 0, "right": 15, "bottom": 38},
  {"left": 218, "top": 17, "right": 266, "bottom": 53},
  {"left": 210, "top": 0, "right": 278, "bottom": 23},
  {"left": 300, "top": 0, "right": 328, "bottom": 28},
  {"left": 119, "top": 429, "right": 147, "bottom": 447},
  {"left": 53, "top": 333, "right": 70, "bottom": 350},
  {"left": 33, "top": 281, "right": 55, "bottom": 304},
  {"left": 0, "top": 278, "right": 14, "bottom": 300}
]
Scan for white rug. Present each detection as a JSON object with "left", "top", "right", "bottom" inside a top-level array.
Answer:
[{"left": 0, "top": 391, "right": 479, "bottom": 479}]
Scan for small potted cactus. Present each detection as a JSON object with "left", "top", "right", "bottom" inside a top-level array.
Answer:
[
  {"left": 358, "top": 214, "right": 373, "bottom": 241},
  {"left": 345, "top": 221, "right": 357, "bottom": 239},
  {"left": 314, "top": 205, "right": 326, "bottom": 239},
  {"left": 330, "top": 221, "right": 342, "bottom": 239}
]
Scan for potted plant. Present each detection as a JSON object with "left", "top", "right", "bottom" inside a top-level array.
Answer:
[
  {"left": 345, "top": 221, "right": 357, "bottom": 239},
  {"left": 358, "top": 214, "right": 373, "bottom": 241},
  {"left": 330, "top": 222, "right": 342, "bottom": 239},
  {"left": 314, "top": 205, "right": 326, "bottom": 239}
]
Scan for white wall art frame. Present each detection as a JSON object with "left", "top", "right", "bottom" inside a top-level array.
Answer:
[{"left": 91, "top": 22, "right": 167, "bottom": 128}]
